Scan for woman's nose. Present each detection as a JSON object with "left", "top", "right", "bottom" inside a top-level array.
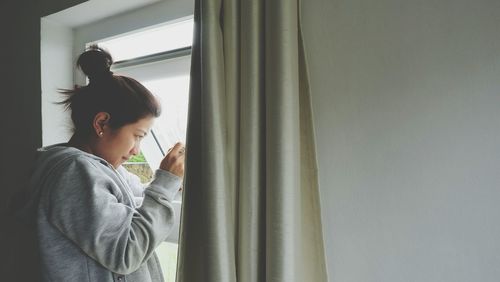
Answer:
[{"left": 130, "top": 144, "right": 140, "bottom": 156}]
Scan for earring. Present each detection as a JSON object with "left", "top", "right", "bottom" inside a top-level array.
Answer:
[{"left": 99, "top": 131, "right": 103, "bottom": 137}]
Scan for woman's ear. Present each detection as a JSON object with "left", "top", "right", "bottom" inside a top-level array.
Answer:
[{"left": 93, "top": 112, "right": 111, "bottom": 137}]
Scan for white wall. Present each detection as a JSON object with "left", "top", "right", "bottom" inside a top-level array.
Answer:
[
  {"left": 301, "top": 0, "right": 500, "bottom": 281},
  {"left": 41, "top": 18, "right": 73, "bottom": 145}
]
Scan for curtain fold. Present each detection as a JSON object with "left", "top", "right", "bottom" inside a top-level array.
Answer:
[{"left": 177, "top": 0, "right": 327, "bottom": 281}]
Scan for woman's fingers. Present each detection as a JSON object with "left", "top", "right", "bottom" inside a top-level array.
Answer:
[
  {"left": 167, "top": 142, "right": 184, "bottom": 155},
  {"left": 171, "top": 142, "right": 185, "bottom": 156},
  {"left": 160, "top": 142, "right": 185, "bottom": 177}
]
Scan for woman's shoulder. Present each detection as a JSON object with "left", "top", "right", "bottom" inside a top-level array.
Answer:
[
  {"left": 34, "top": 144, "right": 112, "bottom": 179},
  {"left": 34, "top": 145, "right": 122, "bottom": 197}
]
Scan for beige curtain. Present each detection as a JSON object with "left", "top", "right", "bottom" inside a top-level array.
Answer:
[{"left": 176, "top": 0, "right": 327, "bottom": 281}]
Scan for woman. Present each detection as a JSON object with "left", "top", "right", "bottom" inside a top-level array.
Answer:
[{"left": 28, "top": 46, "right": 184, "bottom": 281}]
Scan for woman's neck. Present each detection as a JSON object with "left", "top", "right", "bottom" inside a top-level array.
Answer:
[{"left": 67, "top": 134, "right": 93, "bottom": 154}]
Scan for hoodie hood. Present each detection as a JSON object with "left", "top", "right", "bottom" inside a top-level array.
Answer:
[{"left": 14, "top": 144, "right": 105, "bottom": 222}]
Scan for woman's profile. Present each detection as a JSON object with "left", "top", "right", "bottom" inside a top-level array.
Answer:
[{"left": 20, "top": 45, "right": 185, "bottom": 282}]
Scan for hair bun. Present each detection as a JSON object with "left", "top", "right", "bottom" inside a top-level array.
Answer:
[{"left": 77, "top": 45, "right": 113, "bottom": 82}]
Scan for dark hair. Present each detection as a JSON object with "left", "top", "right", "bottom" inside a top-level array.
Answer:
[{"left": 58, "top": 45, "right": 161, "bottom": 136}]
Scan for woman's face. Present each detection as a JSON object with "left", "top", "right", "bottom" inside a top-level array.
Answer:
[{"left": 95, "top": 115, "right": 155, "bottom": 168}]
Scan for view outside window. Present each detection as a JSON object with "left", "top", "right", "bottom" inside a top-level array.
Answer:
[
  {"left": 122, "top": 71, "right": 190, "bottom": 282},
  {"left": 123, "top": 152, "right": 153, "bottom": 183}
]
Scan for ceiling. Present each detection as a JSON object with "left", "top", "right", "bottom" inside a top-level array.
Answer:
[{"left": 44, "top": 0, "right": 161, "bottom": 28}]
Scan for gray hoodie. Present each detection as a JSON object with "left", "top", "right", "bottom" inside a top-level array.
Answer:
[{"left": 25, "top": 144, "right": 181, "bottom": 282}]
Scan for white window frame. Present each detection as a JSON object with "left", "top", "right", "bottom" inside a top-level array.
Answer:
[{"left": 42, "top": 2, "right": 194, "bottom": 281}]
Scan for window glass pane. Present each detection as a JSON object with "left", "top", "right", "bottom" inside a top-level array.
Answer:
[
  {"left": 89, "top": 18, "right": 192, "bottom": 281},
  {"left": 95, "top": 18, "right": 193, "bottom": 62},
  {"left": 156, "top": 242, "right": 179, "bottom": 281},
  {"left": 143, "top": 75, "right": 190, "bottom": 152}
]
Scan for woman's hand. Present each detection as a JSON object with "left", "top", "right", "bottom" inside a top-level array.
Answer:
[{"left": 160, "top": 142, "right": 185, "bottom": 177}]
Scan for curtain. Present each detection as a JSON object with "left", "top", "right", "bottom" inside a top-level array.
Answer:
[{"left": 176, "top": 0, "right": 327, "bottom": 281}]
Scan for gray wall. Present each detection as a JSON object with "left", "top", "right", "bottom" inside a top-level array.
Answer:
[
  {"left": 0, "top": 2, "right": 85, "bottom": 280},
  {"left": 1, "top": 2, "right": 42, "bottom": 213},
  {"left": 0, "top": 0, "right": 84, "bottom": 213},
  {"left": 301, "top": 0, "right": 500, "bottom": 281}
]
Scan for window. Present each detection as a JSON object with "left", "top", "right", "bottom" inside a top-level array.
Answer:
[
  {"left": 94, "top": 18, "right": 193, "bottom": 62},
  {"left": 89, "top": 17, "right": 193, "bottom": 280},
  {"left": 42, "top": 2, "right": 194, "bottom": 279}
]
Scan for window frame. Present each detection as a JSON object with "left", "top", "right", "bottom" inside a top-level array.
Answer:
[{"left": 42, "top": 2, "right": 194, "bottom": 280}]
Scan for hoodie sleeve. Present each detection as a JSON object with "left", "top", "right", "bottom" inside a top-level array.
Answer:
[{"left": 44, "top": 156, "right": 181, "bottom": 275}]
